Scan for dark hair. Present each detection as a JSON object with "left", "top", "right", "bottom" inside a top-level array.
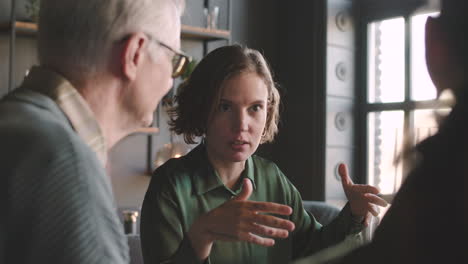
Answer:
[
  {"left": 439, "top": 0, "right": 468, "bottom": 67},
  {"left": 168, "top": 45, "right": 280, "bottom": 144}
]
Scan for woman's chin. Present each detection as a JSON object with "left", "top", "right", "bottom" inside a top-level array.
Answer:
[{"left": 228, "top": 151, "right": 252, "bottom": 163}]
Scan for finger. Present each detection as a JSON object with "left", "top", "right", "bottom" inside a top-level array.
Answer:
[
  {"left": 354, "top": 184, "right": 380, "bottom": 195},
  {"left": 364, "top": 213, "right": 372, "bottom": 227},
  {"left": 233, "top": 178, "right": 253, "bottom": 201},
  {"left": 251, "top": 214, "right": 295, "bottom": 231},
  {"left": 247, "top": 223, "right": 290, "bottom": 239},
  {"left": 364, "top": 193, "right": 388, "bottom": 207},
  {"left": 245, "top": 233, "right": 275, "bottom": 247},
  {"left": 338, "top": 163, "right": 353, "bottom": 186},
  {"left": 368, "top": 204, "right": 380, "bottom": 217},
  {"left": 246, "top": 201, "right": 293, "bottom": 215},
  {"left": 213, "top": 230, "right": 276, "bottom": 247}
]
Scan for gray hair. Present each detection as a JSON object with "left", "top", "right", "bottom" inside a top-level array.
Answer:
[{"left": 38, "top": 0, "right": 185, "bottom": 81}]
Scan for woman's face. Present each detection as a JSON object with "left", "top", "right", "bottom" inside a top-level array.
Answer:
[{"left": 205, "top": 72, "right": 268, "bottom": 163}]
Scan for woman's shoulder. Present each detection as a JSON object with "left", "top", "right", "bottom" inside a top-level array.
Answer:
[
  {"left": 150, "top": 157, "right": 191, "bottom": 185},
  {"left": 250, "top": 155, "right": 291, "bottom": 185},
  {"left": 250, "top": 155, "right": 299, "bottom": 202},
  {"left": 251, "top": 154, "right": 283, "bottom": 173},
  {"left": 147, "top": 147, "right": 206, "bottom": 195}
]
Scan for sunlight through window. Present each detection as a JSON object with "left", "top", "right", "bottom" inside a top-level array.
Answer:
[{"left": 366, "top": 12, "right": 449, "bottom": 199}]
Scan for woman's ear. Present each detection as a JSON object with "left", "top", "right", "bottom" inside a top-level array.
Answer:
[{"left": 120, "top": 33, "right": 150, "bottom": 81}]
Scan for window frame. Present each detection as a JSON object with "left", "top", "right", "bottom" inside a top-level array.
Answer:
[{"left": 357, "top": 1, "right": 449, "bottom": 201}]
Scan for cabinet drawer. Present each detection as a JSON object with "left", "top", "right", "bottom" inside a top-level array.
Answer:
[
  {"left": 325, "top": 147, "right": 355, "bottom": 201},
  {"left": 326, "top": 96, "right": 355, "bottom": 147},
  {"left": 327, "top": 0, "right": 355, "bottom": 48},
  {"left": 326, "top": 46, "right": 354, "bottom": 98}
]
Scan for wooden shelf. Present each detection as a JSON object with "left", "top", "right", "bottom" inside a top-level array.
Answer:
[
  {"left": 181, "top": 25, "right": 230, "bottom": 40},
  {"left": 0, "top": 21, "right": 37, "bottom": 36},
  {"left": 0, "top": 22, "right": 231, "bottom": 41},
  {"left": 133, "top": 127, "right": 159, "bottom": 135}
]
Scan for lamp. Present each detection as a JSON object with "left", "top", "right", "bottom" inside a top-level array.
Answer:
[{"left": 154, "top": 135, "right": 191, "bottom": 168}]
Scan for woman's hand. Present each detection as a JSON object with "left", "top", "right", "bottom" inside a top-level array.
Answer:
[
  {"left": 187, "top": 178, "right": 295, "bottom": 261},
  {"left": 338, "top": 163, "right": 388, "bottom": 226}
]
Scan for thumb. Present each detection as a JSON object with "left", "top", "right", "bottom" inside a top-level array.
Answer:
[
  {"left": 338, "top": 163, "right": 353, "bottom": 186},
  {"left": 233, "top": 178, "right": 253, "bottom": 201}
]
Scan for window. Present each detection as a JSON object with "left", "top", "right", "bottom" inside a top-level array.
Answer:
[{"left": 364, "top": 11, "right": 453, "bottom": 201}]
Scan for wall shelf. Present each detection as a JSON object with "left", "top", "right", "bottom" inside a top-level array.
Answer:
[
  {"left": 132, "top": 127, "right": 159, "bottom": 135},
  {"left": 181, "top": 25, "right": 230, "bottom": 41},
  {"left": 0, "top": 22, "right": 231, "bottom": 41},
  {"left": 0, "top": 21, "right": 37, "bottom": 36}
]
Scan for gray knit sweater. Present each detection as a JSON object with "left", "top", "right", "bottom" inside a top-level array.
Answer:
[{"left": 0, "top": 88, "right": 129, "bottom": 263}]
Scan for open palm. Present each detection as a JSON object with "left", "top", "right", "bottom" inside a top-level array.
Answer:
[{"left": 338, "top": 163, "right": 388, "bottom": 226}]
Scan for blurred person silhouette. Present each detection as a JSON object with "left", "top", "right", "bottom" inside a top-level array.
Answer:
[{"left": 295, "top": 0, "right": 467, "bottom": 263}]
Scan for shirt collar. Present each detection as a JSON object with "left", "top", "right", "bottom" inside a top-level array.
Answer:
[
  {"left": 190, "top": 144, "right": 257, "bottom": 196},
  {"left": 22, "top": 66, "right": 107, "bottom": 165}
]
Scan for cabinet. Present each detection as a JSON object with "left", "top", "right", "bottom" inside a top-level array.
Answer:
[
  {"left": 273, "top": 0, "right": 356, "bottom": 203},
  {"left": 324, "top": 0, "right": 356, "bottom": 207}
]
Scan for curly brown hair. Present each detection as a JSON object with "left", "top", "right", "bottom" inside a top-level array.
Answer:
[{"left": 168, "top": 45, "right": 281, "bottom": 144}]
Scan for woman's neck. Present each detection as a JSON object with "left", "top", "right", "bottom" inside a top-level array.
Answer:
[{"left": 206, "top": 150, "right": 246, "bottom": 190}]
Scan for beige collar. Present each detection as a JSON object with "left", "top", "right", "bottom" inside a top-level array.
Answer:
[{"left": 23, "top": 66, "right": 107, "bottom": 165}]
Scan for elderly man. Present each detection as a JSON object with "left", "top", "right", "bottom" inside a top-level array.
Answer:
[{"left": 1, "top": 0, "right": 186, "bottom": 263}]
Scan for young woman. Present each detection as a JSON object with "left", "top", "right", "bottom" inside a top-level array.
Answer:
[{"left": 141, "top": 45, "right": 387, "bottom": 264}]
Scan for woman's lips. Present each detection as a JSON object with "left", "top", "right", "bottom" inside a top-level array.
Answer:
[{"left": 230, "top": 140, "right": 249, "bottom": 151}]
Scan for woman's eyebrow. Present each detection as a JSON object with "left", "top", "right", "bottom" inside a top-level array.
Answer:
[
  {"left": 250, "top": 99, "right": 266, "bottom": 105},
  {"left": 219, "top": 98, "right": 266, "bottom": 104},
  {"left": 219, "top": 98, "right": 232, "bottom": 104}
]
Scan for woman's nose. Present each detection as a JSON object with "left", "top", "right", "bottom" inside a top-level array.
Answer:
[{"left": 233, "top": 110, "right": 248, "bottom": 132}]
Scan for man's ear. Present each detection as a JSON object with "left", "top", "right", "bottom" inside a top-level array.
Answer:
[{"left": 120, "top": 33, "right": 149, "bottom": 81}]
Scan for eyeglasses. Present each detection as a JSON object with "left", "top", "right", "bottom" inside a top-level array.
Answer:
[{"left": 145, "top": 34, "right": 192, "bottom": 78}]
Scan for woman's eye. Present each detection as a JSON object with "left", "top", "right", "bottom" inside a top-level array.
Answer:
[
  {"left": 219, "top": 103, "right": 230, "bottom": 112},
  {"left": 251, "top": 104, "right": 263, "bottom": 112}
]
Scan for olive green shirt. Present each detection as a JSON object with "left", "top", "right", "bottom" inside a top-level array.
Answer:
[{"left": 141, "top": 144, "right": 361, "bottom": 264}]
